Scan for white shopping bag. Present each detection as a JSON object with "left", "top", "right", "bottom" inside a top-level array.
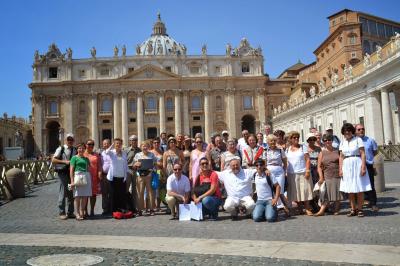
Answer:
[
  {"left": 190, "top": 202, "right": 203, "bottom": 221},
  {"left": 179, "top": 204, "right": 191, "bottom": 221}
]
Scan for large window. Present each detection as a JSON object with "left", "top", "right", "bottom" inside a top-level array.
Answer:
[
  {"left": 49, "top": 101, "right": 58, "bottom": 115},
  {"left": 377, "top": 23, "right": 385, "bottom": 37},
  {"left": 146, "top": 96, "right": 157, "bottom": 111},
  {"left": 385, "top": 24, "right": 393, "bottom": 38},
  {"left": 166, "top": 97, "right": 174, "bottom": 111},
  {"left": 363, "top": 40, "right": 371, "bottom": 54},
  {"left": 360, "top": 17, "right": 369, "bottom": 34},
  {"left": 99, "top": 67, "right": 110, "bottom": 77},
  {"left": 128, "top": 99, "right": 136, "bottom": 113},
  {"left": 349, "top": 35, "right": 357, "bottom": 45},
  {"left": 241, "top": 62, "right": 250, "bottom": 73},
  {"left": 101, "top": 98, "right": 112, "bottom": 112},
  {"left": 243, "top": 96, "right": 253, "bottom": 110},
  {"left": 368, "top": 20, "right": 377, "bottom": 36},
  {"left": 48, "top": 67, "right": 58, "bottom": 79},
  {"left": 79, "top": 100, "right": 86, "bottom": 114},
  {"left": 191, "top": 96, "right": 201, "bottom": 110}
]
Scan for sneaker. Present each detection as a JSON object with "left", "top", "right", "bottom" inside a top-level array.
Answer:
[
  {"left": 59, "top": 214, "right": 68, "bottom": 220},
  {"left": 67, "top": 213, "right": 76, "bottom": 219}
]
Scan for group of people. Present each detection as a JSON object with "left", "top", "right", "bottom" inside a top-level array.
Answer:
[{"left": 53, "top": 122, "right": 379, "bottom": 222}]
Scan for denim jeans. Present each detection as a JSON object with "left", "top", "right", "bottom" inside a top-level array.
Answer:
[
  {"left": 202, "top": 196, "right": 222, "bottom": 218},
  {"left": 57, "top": 171, "right": 74, "bottom": 215},
  {"left": 252, "top": 199, "right": 277, "bottom": 222}
]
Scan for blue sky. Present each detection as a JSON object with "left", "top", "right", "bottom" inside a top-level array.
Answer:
[{"left": 1, "top": 0, "right": 399, "bottom": 118}]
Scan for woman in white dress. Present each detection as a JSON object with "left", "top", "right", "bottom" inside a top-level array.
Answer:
[
  {"left": 339, "top": 123, "right": 371, "bottom": 217},
  {"left": 285, "top": 131, "right": 313, "bottom": 216}
]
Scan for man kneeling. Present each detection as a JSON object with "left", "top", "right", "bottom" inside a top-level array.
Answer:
[
  {"left": 253, "top": 159, "right": 280, "bottom": 222},
  {"left": 165, "top": 163, "right": 191, "bottom": 220},
  {"left": 217, "top": 157, "right": 256, "bottom": 220}
]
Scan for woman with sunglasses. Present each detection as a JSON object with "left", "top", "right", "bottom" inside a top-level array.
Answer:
[
  {"left": 189, "top": 137, "right": 206, "bottom": 186},
  {"left": 315, "top": 134, "right": 342, "bottom": 216},
  {"left": 192, "top": 157, "right": 222, "bottom": 220},
  {"left": 84, "top": 139, "right": 102, "bottom": 217},
  {"left": 273, "top": 130, "right": 287, "bottom": 150},
  {"left": 70, "top": 143, "right": 92, "bottom": 220},
  {"left": 285, "top": 131, "right": 313, "bottom": 216},
  {"left": 339, "top": 123, "right": 371, "bottom": 217}
]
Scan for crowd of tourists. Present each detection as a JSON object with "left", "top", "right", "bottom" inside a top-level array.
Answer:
[{"left": 53, "top": 122, "right": 379, "bottom": 222}]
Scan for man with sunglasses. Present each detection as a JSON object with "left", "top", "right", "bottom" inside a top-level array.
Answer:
[
  {"left": 125, "top": 135, "right": 142, "bottom": 212},
  {"left": 355, "top": 124, "right": 379, "bottom": 212},
  {"left": 165, "top": 163, "right": 191, "bottom": 220},
  {"left": 216, "top": 157, "right": 258, "bottom": 220},
  {"left": 52, "top": 133, "right": 77, "bottom": 220}
]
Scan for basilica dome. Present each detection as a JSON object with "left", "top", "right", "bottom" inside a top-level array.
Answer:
[{"left": 137, "top": 13, "right": 186, "bottom": 56}]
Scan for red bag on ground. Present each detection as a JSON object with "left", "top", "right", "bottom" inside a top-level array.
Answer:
[{"left": 113, "top": 210, "right": 134, "bottom": 219}]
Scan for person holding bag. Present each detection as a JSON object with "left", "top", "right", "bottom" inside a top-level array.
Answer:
[
  {"left": 192, "top": 157, "right": 222, "bottom": 221},
  {"left": 70, "top": 143, "right": 92, "bottom": 221}
]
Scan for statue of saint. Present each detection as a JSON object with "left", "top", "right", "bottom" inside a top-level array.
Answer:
[
  {"left": 182, "top": 44, "right": 187, "bottom": 56},
  {"left": 331, "top": 72, "right": 338, "bottom": 86},
  {"left": 318, "top": 80, "right": 326, "bottom": 92},
  {"left": 226, "top": 43, "right": 232, "bottom": 56},
  {"left": 136, "top": 44, "right": 141, "bottom": 55},
  {"left": 90, "top": 47, "right": 96, "bottom": 58},
  {"left": 34, "top": 50, "right": 40, "bottom": 62},
  {"left": 114, "top": 46, "right": 119, "bottom": 57},
  {"left": 15, "top": 130, "right": 23, "bottom": 147},
  {"left": 310, "top": 86, "right": 316, "bottom": 97},
  {"left": 376, "top": 45, "right": 382, "bottom": 61},
  {"left": 122, "top": 45, "right": 126, "bottom": 56},
  {"left": 201, "top": 44, "right": 207, "bottom": 55},
  {"left": 363, "top": 53, "right": 371, "bottom": 68},
  {"left": 394, "top": 32, "right": 400, "bottom": 49},
  {"left": 66, "top": 47, "right": 72, "bottom": 60}
]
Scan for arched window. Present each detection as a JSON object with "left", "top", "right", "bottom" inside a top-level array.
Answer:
[
  {"left": 349, "top": 35, "right": 357, "bottom": 45},
  {"left": 128, "top": 99, "right": 136, "bottom": 113},
  {"left": 49, "top": 101, "right": 58, "bottom": 115},
  {"left": 79, "top": 100, "right": 86, "bottom": 114},
  {"left": 216, "top": 96, "right": 223, "bottom": 110},
  {"left": 147, "top": 96, "right": 156, "bottom": 110},
  {"left": 166, "top": 97, "right": 174, "bottom": 111},
  {"left": 241, "top": 62, "right": 250, "bottom": 73},
  {"left": 101, "top": 98, "right": 112, "bottom": 112},
  {"left": 191, "top": 96, "right": 201, "bottom": 110}
]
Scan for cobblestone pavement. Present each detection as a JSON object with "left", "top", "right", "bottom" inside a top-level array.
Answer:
[
  {"left": 0, "top": 163, "right": 399, "bottom": 265},
  {"left": 0, "top": 245, "right": 363, "bottom": 266}
]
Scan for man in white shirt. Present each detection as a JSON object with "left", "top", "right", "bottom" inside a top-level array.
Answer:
[
  {"left": 217, "top": 157, "right": 256, "bottom": 220},
  {"left": 237, "top": 130, "right": 249, "bottom": 151},
  {"left": 165, "top": 163, "right": 191, "bottom": 220}
]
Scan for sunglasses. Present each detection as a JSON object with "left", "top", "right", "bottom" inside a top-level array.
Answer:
[
  {"left": 308, "top": 138, "right": 317, "bottom": 141},
  {"left": 67, "top": 138, "right": 74, "bottom": 141},
  {"left": 255, "top": 164, "right": 264, "bottom": 167},
  {"left": 201, "top": 162, "right": 209, "bottom": 165},
  {"left": 357, "top": 128, "right": 365, "bottom": 131},
  {"left": 86, "top": 143, "right": 94, "bottom": 146},
  {"left": 323, "top": 139, "right": 332, "bottom": 142},
  {"left": 153, "top": 141, "right": 160, "bottom": 144},
  {"left": 173, "top": 168, "right": 182, "bottom": 171},
  {"left": 291, "top": 136, "right": 299, "bottom": 139}
]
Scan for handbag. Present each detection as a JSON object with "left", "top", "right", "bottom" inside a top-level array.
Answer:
[
  {"left": 193, "top": 183, "right": 211, "bottom": 197},
  {"left": 74, "top": 171, "right": 88, "bottom": 186}
]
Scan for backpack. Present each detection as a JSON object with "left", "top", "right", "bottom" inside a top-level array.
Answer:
[{"left": 253, "top": 172, "right": 276, "bottom": 198}]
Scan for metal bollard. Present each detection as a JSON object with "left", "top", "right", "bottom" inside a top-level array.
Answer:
[{"left": 374, "top": 154, "right": 385, "bottom": 193}]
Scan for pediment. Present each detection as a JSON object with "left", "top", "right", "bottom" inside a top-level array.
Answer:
[{"left": 119, "top": 64, "right": 180, "bottom": 80}]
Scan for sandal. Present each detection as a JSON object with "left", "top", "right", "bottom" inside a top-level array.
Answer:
[
  {"left": 357, "top": 210, "right": 365, "bottom": 217},
  {"left": 149, "top": 210, "right": 155, "bottom": 216},
  {"left": 347, "top": 209, "right": 357, "bottom": 217},
  {"left": 305, "top": 210, "right": 314, "bottom": 216},
  {"left": 75, "top": 215, "right": 84, "bottom": 221}
]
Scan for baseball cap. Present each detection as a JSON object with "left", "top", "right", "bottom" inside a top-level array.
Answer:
[{"left": 222, "top": 130, "right": 229, "bottom": 135}]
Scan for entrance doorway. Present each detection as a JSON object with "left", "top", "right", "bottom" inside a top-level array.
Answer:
[
  {"left": 102, "top": 129, "right": 112, "bottom": 141},
  {"left": 241, "top": 115, "right": 255, "bottom": 134},
  {"left": 191, "top": 126, "right": 202, "bottom": 137},
  {"left": 147, "top": 127, "right": 157, "bottom": 139},
  {"left": 46, "top": 121, "right": 60, "bottom": 153}
]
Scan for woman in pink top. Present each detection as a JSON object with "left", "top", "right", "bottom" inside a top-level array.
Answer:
[
  {"left": 189, "top": 137, "right": 206, "bottom": 186},
  {"left": 84, "top": 139, "right": 102, "bottom": 217}
]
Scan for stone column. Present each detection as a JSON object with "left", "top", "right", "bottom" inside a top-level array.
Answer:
[
  {"left": 159, "top": 91, "right": 166, "bottom": 134},
  {"left": 226, "top": 88, "right": 237, "bottom": 137},
  {"left": 137, "top": 92, "right": 144, "bottom": 143},
  {"left": 121, "top": 90, "right": 128, "bottom": 145},
  {"left": 257, "top": 88, "right": 266, "bottom": 131},
  {"left": 365, "top": 92, "right": 384, "bottom": 144},
  {"left": 182, "top": 90, "right": 190, "bottom": 135},
  {"left": 174, "top": 90, "right": 182, "bottom": 134},
  {"left": 63, "top": 93, "right": 73, "bottom": 134},
  {"left": 204, "top": 90, "right": 212, "bottom": 141},
  {"left": 381, "top": 88, "right": 394, "bottom": 144},
  {"left": 113, "top": 92, "right": 121, "bottom": 138},
  {"left": 90, "top": 92, "right": 99, "bottom": 147},
  {"left": 33, "top": 95, "right": 44, "bottom": 153}
]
